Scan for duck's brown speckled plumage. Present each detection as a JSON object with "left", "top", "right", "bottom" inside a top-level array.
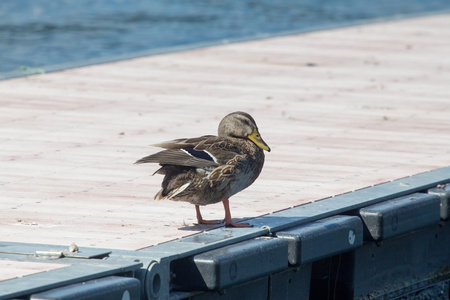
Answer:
[{"left": 135, "top": 111, "right": 270, "bottom": 227}]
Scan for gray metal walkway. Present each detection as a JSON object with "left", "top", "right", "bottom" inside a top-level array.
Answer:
[{"left": 1, "top": 167, "right": 449, "bottom": 299}]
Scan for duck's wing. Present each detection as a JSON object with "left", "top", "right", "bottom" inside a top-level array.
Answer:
[
  {"left": 135, "top": 135, "right": 224, "bottom": 169},
  {"left": 134, "top": 148, "right": 218, "bottom": 168},
  {"left": 151, "top": 135, "right": 217, "bottom": 149}
]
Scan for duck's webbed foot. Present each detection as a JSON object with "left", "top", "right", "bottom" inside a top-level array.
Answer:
[
  {"left": 222, "top": 198, "right": 253, "bottom": 228},
  {"left": 195, "top": 205, "right": 221, "bottom": 225}
]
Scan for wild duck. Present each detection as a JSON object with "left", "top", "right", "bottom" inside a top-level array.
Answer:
[{"left": 135, "top": 111, "right": 270, "bottom": 227}]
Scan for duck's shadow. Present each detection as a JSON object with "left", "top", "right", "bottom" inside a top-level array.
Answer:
[{"left": 177, "top": 217, "right": 251, "bottom": 231}]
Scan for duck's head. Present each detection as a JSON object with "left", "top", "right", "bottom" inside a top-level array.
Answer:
[{"left": 218, "top": 111, "right": 271, "bottom": 152}]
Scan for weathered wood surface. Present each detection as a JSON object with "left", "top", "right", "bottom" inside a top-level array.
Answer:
[{"left": 1, "top": 14, "right": 449, "bottom": 250}]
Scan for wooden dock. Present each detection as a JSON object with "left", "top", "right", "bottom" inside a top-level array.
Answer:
[{"left": 1, "top": 13, "right": 450, "bottom": 252}]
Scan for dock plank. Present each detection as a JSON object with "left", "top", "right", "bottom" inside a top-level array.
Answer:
[{"left": 1, "top": 14, "right": 450, "bottom": 250}]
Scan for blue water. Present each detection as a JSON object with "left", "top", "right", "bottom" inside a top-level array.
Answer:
[{"left": 1, "top": 0, "right": 450, "bottom": 79}]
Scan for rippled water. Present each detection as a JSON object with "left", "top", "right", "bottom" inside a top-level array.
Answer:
[{"left": 1, "top": 0, "right": 449, "bottom": 78}]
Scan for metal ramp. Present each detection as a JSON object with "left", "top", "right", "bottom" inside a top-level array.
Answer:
[{"left": 1, "top": 167, "right": 449, "bottom": 299}]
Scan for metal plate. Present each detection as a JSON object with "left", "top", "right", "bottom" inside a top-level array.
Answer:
[
  {"left": 276, "top": 215, "right": 363, "bottom": 265},
  {"left": 358, "top": 193, "right": 441, "bottom": 241},
  {"left": 30, "top": 276, "right": 140, "bottom": 300},
  {"left": 0, "top": 241, "right": 111, "bottom": 259},
  {"left": 171, "top": 237, "right": 288, "bottom": 291}
]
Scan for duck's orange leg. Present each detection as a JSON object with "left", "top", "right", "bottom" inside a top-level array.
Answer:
[
  {"left": 195, "top": 205, "right": 221, "bottom": 225},
  {"left": 222, "top": 198, "right": 253, "bottom": 228}
]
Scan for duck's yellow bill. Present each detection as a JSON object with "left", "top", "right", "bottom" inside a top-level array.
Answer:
[{"left": 248, "top": 129, "right": 271, "bottom": 152}]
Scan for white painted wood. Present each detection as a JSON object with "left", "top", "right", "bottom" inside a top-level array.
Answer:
[{"left": 0, "top": 14, "right": 449, "bottom": 251}]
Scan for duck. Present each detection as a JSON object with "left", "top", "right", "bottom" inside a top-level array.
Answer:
[{"left": 135, "top": 111, "right": 271, "bottom": 227}]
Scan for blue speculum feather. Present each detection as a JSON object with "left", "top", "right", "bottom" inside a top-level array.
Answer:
[{"left": 183, "top": 147, "right": 214, "bottom": 161}]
